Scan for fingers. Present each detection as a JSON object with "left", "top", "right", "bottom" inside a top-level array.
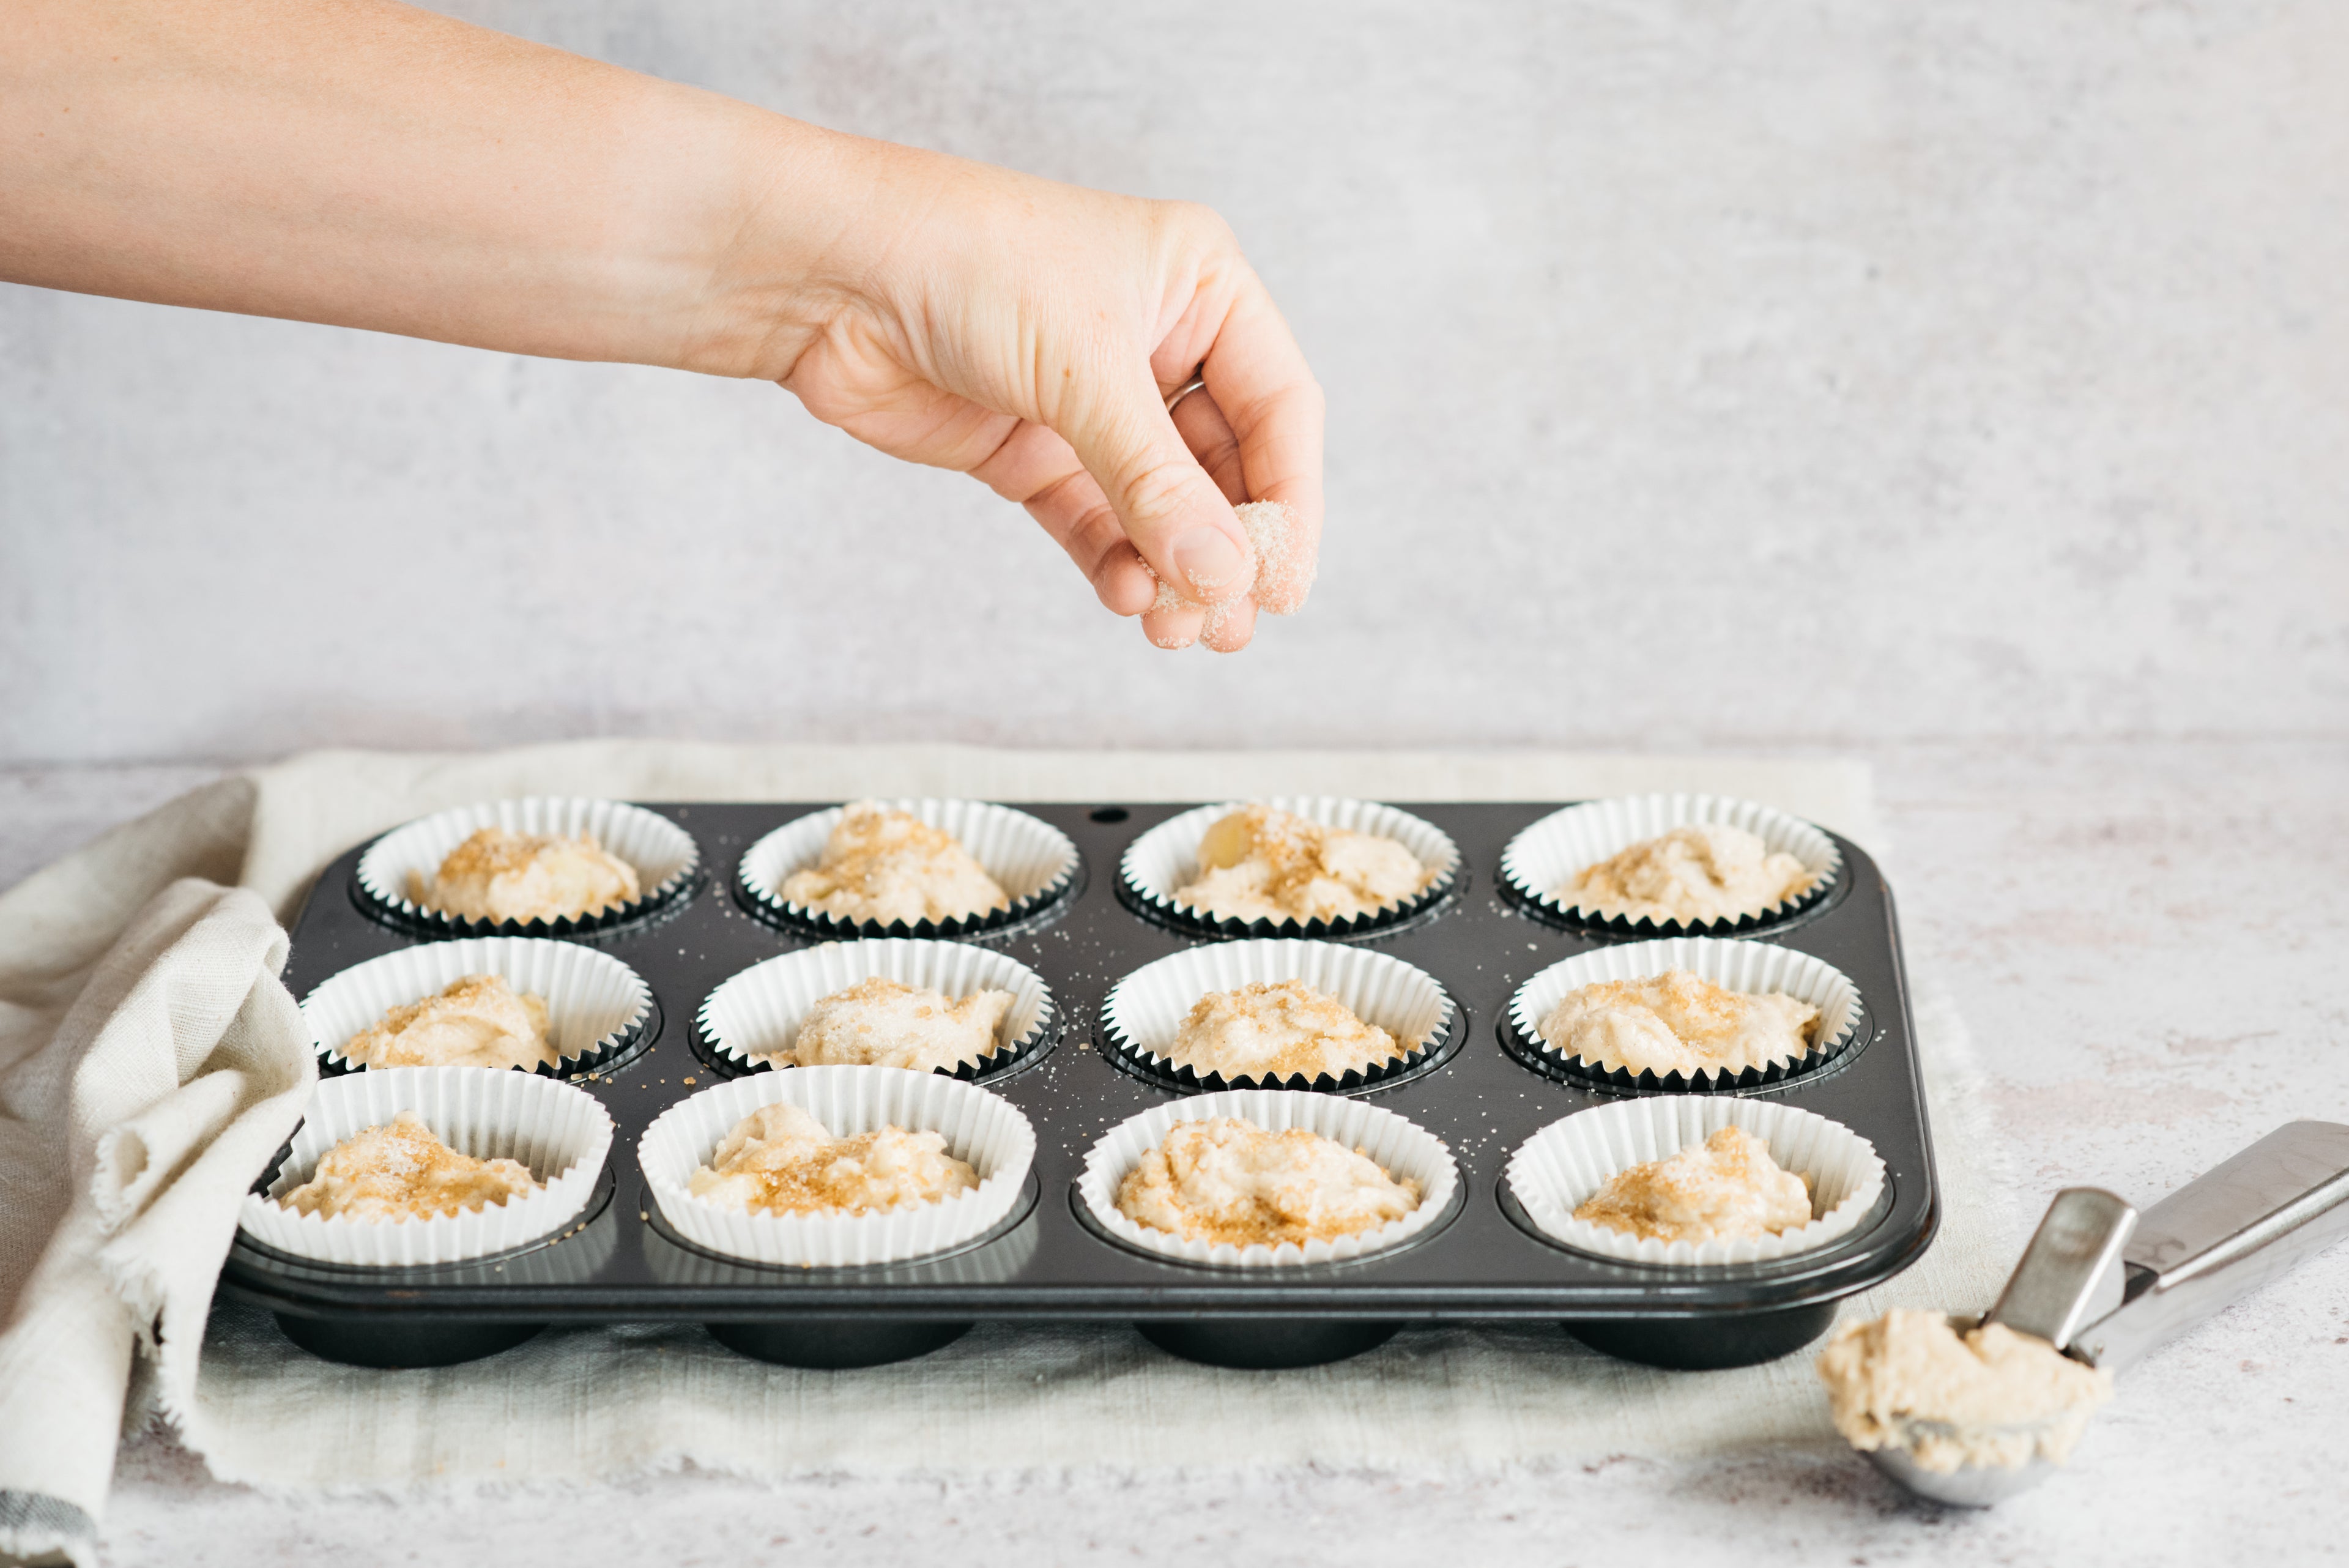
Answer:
[
  {"left": 970, "top": 418, "right": 1157, "bottom": 615},
  {"left": 1056, "top": 361, "right": 1256, "bottom": 606},
  {"left": 1170, "top": 388, "right": 1248, "bottom": 505},
  {"left": 1192, "top": 269, "right": 1324, "bottom": 614},
  {"left": 1140, "top": 597, "right": 1208, "bottom": 650},
  {"left": 1201, "top": 594, "right": 1257, "bottom": 652}
]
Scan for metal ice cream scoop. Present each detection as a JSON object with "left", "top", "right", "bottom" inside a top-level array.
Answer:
[{"left": 1865, "top": 1120, "right": 2349, "bottom": 1507}]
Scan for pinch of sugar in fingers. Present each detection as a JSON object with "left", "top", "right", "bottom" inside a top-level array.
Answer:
[
  {"left": 1145, "top": 501, "right": 1312, "bottom": 634},
  {"left": 1238, "top": 500, "right": 1315, "bottom": 613}
]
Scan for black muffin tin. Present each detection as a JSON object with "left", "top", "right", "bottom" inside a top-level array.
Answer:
[{"left": 220, "top": 802, "right": 1937, "bottom": 1373}]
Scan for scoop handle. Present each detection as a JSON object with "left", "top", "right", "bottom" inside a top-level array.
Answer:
[
  {"left": 2073, "top": 1120, "right": 2349, "bottom": 1371},
  {"left": 1983, "top": 1186, "right": 2137, "bottom": 1348}
]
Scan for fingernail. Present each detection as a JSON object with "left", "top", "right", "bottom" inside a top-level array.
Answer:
[{"left": 1171, "top": 527, "right": 1249, "bottom": 601}]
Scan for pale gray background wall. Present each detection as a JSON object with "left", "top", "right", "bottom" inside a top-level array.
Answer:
[{"left": 4, "top": 1, "right": 2344, "bottom": 766}]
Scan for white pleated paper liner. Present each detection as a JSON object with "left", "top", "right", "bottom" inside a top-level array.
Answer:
[
  {"left": 1504, "top": 1097, "right": 1887, "bottom": 1267},
  {"left": 1116, "top": 797, "right": 1461, "bottom": 938},
  {"left": 301, "top": 937, "right": 654, "bottom": 1079},
  {"left": 638, "top": 1066, "right": 1038, "bottom": 1269},
  {"left": 1504, "top": 937, "right": 1866, "bottom": 1094},
  {"left": 1075, "top": 1090, "right": 1459, "bottom": 1269},
  {"left": 237, "top": 1066, "right": 615, "bottom": 1268},
  {"left": 354, "top": 797, "right": 700, "bottom": 937},
  {"left": 1499, "top": 794, "right": 1842, "bottom": 937},
  {"left": 1099, "top": 939, "right": 1455, "bottom": 1094},
  {"left": 696, "top": 939, "right": 1055, "bottom": 1083},
  {"left": 736, "top": 800, "right": 1081, "bottom": 938}
]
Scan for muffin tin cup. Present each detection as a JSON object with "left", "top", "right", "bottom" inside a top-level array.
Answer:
[
  {"left": 1505, "top": 937, "right": 1866, "bottom": 1094},
  {"left": 300, "top": 937, "right": 654, "bottom": 1079},
  {"left": 697, "top": 938, "right": 1055, "bottom": 1083},
  {"left": 1100, "top": 938, "right": 1455, "bottom": 1094},
  {"left": 237, "top": 1066, "right": 616, "bottom": 1268},
  {"left": 1117, "top": 797, "right": 1461, "bottom": 940},
  {"left": 1499, "top": 794, "right": 1842, "bottom": 937},
  {"left": 1505, "top": 1097, "right": 1886, "bottom": 1267},
  {"left": 355, "top": 797, "right": 700, "bottom": 937},
  {"left": 1075, "top": 1090, "right": 1459, "bottom": 1269},
  {"left": 638, "top": 1066, "right": 1037, "bottom": 1269},
  {"left": 737, "top": 800, "right": 1081, "bottom": 938}
]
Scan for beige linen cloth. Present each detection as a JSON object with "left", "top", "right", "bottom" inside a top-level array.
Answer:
[{"left": 0, "top": 741, "right": 2014, "bottom": 1564}]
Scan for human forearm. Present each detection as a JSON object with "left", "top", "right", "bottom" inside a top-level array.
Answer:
[{"left": 1, "top": 0, "right": 836, "bottom": 371}]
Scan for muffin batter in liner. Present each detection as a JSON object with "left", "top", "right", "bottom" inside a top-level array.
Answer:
[
  {"left": 355, "top": 797, "right": 700, "bottom": 937},
  {"left": 1076, "top": 1090, "right": 1458, "bottom": 1268},
  {"left": 1499, "top": 794, "right": 1841, "bottom": 936},
  {"left": 1504, "top": 937, "right": 1865, "bottom": 1093},
  {"left": 697, "top": 938, "right": 1055, "bottom": 1083},
  {"left": 302, "top": 937, "right": 653, "bottom": 1079},
  {"left": 237, "top": 1066, "right": 615, "bottom": 1268},
  {"left": 1100, "top": 938, "right": 1454, "bottom": 1094},
  {"left": 638, "top": 1066, "right": 1037, "bottom": 1269},
  {"left": 1118, "top": 797, "right": 1460, "bottom": 938},
  {"left": 1505, "top": 1096, "right": 1885, "bottom": 1267},
  {"left": 737, "top": 799, "right": 1080, "bottom": 938}
]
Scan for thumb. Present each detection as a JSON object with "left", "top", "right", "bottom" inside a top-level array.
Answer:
[{"left": 1057, "top": 365, "right": 1254, "bottom": 604}]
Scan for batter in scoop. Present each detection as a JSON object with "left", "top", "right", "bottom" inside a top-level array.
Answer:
[{"left": 1816, "top": 1309, "right": 2115, "bottom": 1472}]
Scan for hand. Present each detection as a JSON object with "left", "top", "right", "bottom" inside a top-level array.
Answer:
[
  {"left": 2, "top": 1, "right": 1324, "bottom": 652},
  {"left": 732, "top": 143, "right": 1325, "bottom": 652}
]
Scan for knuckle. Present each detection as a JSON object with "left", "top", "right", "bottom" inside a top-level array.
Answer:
[{"left": 1115, "top": 455, "right": 1203, "bottom": 526}]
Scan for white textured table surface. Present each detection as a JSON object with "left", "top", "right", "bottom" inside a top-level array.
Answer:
[{"left": 7, "top": 739, "right": 2346, "bottom": 1566}]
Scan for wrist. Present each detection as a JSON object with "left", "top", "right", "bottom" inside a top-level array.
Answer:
[{"left": 672, "top": 116, "right": 924, "bottom": 383}]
